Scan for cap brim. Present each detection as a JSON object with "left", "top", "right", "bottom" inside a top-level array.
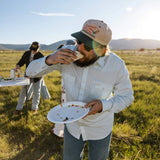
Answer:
[{"left": 71, "top": 31, "right": 93, "bottom": 48}]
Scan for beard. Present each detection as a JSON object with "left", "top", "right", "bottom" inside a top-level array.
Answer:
[{"left": 74, "top": 56, "right": 99, "bottom": 67}]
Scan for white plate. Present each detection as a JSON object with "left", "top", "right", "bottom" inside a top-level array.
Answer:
[{"left": 47, "top": 101, "right": 89, "bottom": 124}]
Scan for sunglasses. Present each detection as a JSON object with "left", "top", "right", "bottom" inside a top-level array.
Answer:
[{"left": 76, "top": 40, "right": 93, "bottom": 51}]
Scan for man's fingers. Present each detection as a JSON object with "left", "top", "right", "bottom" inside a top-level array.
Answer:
[
  {"left": 85, "top": 101, "right": 96, "bottom": 108},
  {"left": 82, "top": 100, "right": 102, "bottom": 119},
  {"left": 87, "top": 105, "right": 98, "bottom": 115},
  {"left": 58, "top": 59, "right": 70, "bottom": 65},
  {"left": 84, "top": 100, "right": 102, "bottom": 117},
  {"left": 58, "top": 49, "right": 77, "bottom": 59},
  {"left": 46, "top": 49, "right": 78, "bottom": 65},
  {"left": 57, "top": 54, "right": 74, "bottom": 64}
]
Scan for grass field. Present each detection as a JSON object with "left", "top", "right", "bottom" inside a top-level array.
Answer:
[{"left": 0, "top": 49, "right": 160, "bottom": 160}]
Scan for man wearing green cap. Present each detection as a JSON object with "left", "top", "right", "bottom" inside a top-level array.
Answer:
[{"left": 26, "top": 20, "right": 134, "bottom": 160}]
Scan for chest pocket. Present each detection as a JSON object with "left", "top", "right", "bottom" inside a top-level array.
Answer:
[
  {"left": 63, "top": 74, "right": 75, "bottom": 94},
  {"left": 91, "top": 81, "right": 112, "bottom": 99}
]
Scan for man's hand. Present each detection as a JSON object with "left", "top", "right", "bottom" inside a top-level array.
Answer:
[
  {"left": 14, "top": 65, "right": 20, "bottom": 72},
  {"left": 84, "top": 100, "right": 103, "bottom": 117},
  {"left": 45, "top": 49, "right": 77, "bottom": 65}
]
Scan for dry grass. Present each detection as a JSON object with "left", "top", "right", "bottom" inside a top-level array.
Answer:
[{"left": 0, "top": 49, "right": 160, "bottom": 160}]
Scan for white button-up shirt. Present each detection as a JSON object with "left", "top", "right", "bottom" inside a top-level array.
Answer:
[{"left": 26, "top": 45, "right": 134, "bottom": 141}]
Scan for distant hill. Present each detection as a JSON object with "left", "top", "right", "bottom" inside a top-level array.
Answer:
[
  {"left": 110, "top": 39, "right": 160, "bottom": 50},
  {"left": 0, "top": 44, "right": 7, "bottom": 50},
  {"left": 0, "top": 39, "right": 160, "bottom": 50},
  {"left": 0, "top": 40, "right": 71, "bottom": 51}
]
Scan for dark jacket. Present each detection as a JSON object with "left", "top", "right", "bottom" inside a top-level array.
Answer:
[{"left": 17, "top": 50, "right": 44, "bottom": 82}]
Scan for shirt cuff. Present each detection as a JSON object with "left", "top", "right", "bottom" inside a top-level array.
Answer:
[{"left": 101, "top": 99, "right": 113, "bottom": 112}]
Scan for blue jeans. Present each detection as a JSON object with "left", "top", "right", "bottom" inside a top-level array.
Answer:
[{"left": 63, "top": 126, "right": 112, "bottom": 160}]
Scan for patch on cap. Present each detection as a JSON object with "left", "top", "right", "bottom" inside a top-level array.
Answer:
[{"left": 82, "top": 23, "right": 100, "bottom": 38}]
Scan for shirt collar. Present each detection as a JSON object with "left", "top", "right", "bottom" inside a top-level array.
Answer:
[{"left": 95, "top": 53, "right": 110, "bottom": 68}]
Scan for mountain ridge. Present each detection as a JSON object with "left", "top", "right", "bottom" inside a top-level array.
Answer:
[{"left": 0, "top": 38, "right": 160, "bottom": 50}]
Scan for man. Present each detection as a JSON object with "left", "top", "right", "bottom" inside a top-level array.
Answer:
[
  {"left": 15, "top": 41, "right": 44, "bottom": 115},
  {"left": 26, "top": 19, "right": 134, "bottom": 160}
]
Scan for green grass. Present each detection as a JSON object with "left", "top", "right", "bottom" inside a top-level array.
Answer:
[{"left": 0, "top": 49, "right": 160, "bottom": 160}]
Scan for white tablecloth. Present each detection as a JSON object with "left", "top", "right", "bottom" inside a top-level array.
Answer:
[{"left": 0, "top": 78, "right": 30, "bottom": 87}]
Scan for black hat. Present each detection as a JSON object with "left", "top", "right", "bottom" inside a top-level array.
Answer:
[{"left": 29, "top": 41, "right": 40, "bottom": 51}]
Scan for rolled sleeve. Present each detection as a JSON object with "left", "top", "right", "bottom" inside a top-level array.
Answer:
[
  {"left": 26, "top": 56, "right": 61, "bottom": 78},
  {"left": 101, "top": 61, "right": 134, "bottom": 113}
]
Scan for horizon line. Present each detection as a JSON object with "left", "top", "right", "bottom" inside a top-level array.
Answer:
[{"left": 0, "top": 38, "right": 160, "bottom": 45}]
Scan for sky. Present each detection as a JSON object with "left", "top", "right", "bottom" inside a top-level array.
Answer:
[{"left": 0, "top": 0, "right": 160, "bottom": 44}]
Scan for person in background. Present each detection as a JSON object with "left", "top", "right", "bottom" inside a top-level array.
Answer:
[
  {"left": 14, "top": 41, "right": 44, "bottom": 115},
  {"left": 26, "top": 19, "right": 134, "bottom": 160}
]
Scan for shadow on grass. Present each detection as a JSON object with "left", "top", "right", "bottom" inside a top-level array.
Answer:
[
  {"left": 1, "top": 105, "right": 63, "bottom": 160},
  {"left": 8, "top": 133, "right": 63, "bottom": 160},
  {"left": 0, "top": 92, "right": 63, "bottom": 160}
]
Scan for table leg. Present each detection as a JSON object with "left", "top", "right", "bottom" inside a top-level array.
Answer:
[{"left": 25, "top": 85, "right": 28, "bottom": 123}]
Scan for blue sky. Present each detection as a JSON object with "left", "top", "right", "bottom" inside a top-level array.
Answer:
[{"left": 0, "top": 0, "right": 160, "bottom": 44}]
